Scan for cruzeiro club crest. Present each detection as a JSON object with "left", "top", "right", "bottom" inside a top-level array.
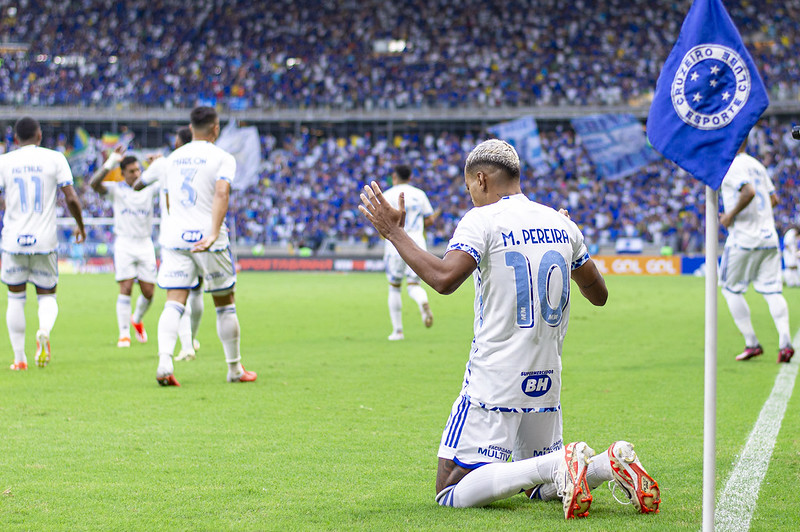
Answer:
[{"left": 670, "top": 44, "right": 751, "bottom": 131}]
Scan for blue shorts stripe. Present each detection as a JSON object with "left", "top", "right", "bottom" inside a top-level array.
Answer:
[{"left": 445, "top": 395, "right": 469, "bottom": 448}]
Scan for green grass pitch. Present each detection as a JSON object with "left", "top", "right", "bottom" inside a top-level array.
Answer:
[{"left": 1, "top": 273, "right": 799, "bottom": 531}]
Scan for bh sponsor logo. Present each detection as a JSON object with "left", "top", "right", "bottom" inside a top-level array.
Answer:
[
  {"left": 521, "top": 374, "right": 552, "bottom": 397},
  {"left": 181, "top": 230, "right": 203, "bottom": 243},
  {"left": 17, "top": 234, "right": 36, "bottom": 246}
]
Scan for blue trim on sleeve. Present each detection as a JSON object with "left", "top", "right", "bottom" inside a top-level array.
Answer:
[
  {"left": 217, "top": 176, "right": 233, "bottom": 184},
  {"left": 447, "top": 243, "right": 481, "bottom": 264},
  {"left": 571, "top": 252, "right": 590, "bottom": 270},
  {"left": 57, "top": 181, "right": 74, "bottom": 188}
]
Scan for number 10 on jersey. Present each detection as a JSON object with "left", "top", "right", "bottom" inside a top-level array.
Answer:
[{"left": 505, "top": 250, "right": 570, "bottom": 328}]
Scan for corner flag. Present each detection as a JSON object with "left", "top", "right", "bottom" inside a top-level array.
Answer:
[{"left": 646, "top": 0, "right": 769, "bottom": 190}]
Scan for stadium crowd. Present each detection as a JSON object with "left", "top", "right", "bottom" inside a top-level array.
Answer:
[
  {"left": 0, "top": 0, "right": 799, "bottom": 109},
  {"left": 61, "top": 118, "right": 800, "bottom": 255}
]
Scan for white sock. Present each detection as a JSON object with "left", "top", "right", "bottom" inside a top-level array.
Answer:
[
  {"left": 132, "top": 294, "right": 152, "bottom": 324},
  {"left": 763, "top": 292, "right": 792, "bottom": 347},
  {"left": 37, "top": 294, "right": 58, "bottom": 336},
  {"left": 722, "top": 289, "right": 759, "bottom": 346},
  {"left": 7, "top": 292, "right": 26, "bottom": 363},
  {"left": 585, "top": 450, "right": 613, "bottom": 489},
  {"left": 216, "top": 304, "right": 241, "bottom": 366},
  {"left": 388, "top": 286, "right": 402, "bottom": 332},
  {"left": 117, "top": 294, "right": 131, "bottom": 338},
  {"left": 189, "top": 288, "right": 204, "bottom": 339},
  {"left": 407, "top": 283, "right": 429, "bottom": 311},
  {"left": 157, "top": 301, "right": 184, "bottom": 356},
  {"left": 178, "top": 300, "right": 193, "bottom": 352},
  {"left": 439, "top": 450, "right": 563, "bottom": 508}
]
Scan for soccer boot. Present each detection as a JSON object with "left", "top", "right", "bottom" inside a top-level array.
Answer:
[
  {"left": 156, "top": 357, "right": 180, "bottom": 386},
  {"left": 131, "top": 318, "right": 148, "bottom": 343},
  {"left": 117, "top": 337, "right": 131, "bottom": 348},
  {"left": 227, "top": 366, "right": 257, "bottom": 383},
  {"left": 778, "top": 345, "right": 795, "bottom": 363},
  {"left": 735, "top": 344, "right": 763, "bottom": 361},
  {"left": 35, "top": 330, "right": 51, "bottom": 368},
  {"left": 175, "top": 349, "right": 196, "bottom": 361},
  {"left": 388, "top": 330, "right": 405, "bottom": 341},
  {"left": 9, "top": 361, "right": 28, "bottom": 371},
  {"left": 607, "top": 441, "right": 661, "bottom": 513},
  {"left": 555, "top": 441, "right": 594, "bottom": 519},
  {"left": 421, "top": 302, "right": 434, "bottom": 328}
]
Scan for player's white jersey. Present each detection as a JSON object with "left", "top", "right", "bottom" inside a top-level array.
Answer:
[
  {"left": 721, "top": 153, "right": 778, "bottom": 249},
  {"left": 445, "top": 194, "right": 589, "bottom": 410},
  {"left": 382, "top": 183, "right": 433, "bottom": 255},
  {"left": 107, "top": 181, "right": 158, "bottom": 239},
  {"left": 0, "top": 145, "right": 73, "bottom": 253},
  {"left": 784, "top": 228, "right": 799, "bottom": 268},
  {"left": 159, "top": 141, "right": 235, "bottom": 251},
  {"left": 139, "top": 155, "right": 168, "bottom": 187}
]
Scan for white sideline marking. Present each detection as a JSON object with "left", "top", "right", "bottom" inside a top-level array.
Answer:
[{"left": 714, "top": 331, "right": 800, "bottom": 532}]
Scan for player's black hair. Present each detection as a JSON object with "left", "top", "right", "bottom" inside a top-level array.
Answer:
[
  {"left": 176, "top": 126, "right": 192, "bottom": 145},
  {"left": 190, "top": 106, "right": 218, "bottom": 129},
  {"left": 394, "top": 164, "right": 412, "bottom": 181},
  {"left": 120, "top": 155, "right": 138, "bottom": 170},
  {"left": 14, "top": 116, "right": 40, "bottom": 142}
]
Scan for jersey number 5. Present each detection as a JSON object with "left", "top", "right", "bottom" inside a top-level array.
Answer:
[
  {"left": 505, "top": 250, "right": 570, "bottom": 328},
  {"left": 180, "top": 168, "right": 198, "bottom": 207}
]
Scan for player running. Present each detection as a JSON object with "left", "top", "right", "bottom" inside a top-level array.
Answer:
[
  {"left": 0, "top": 116, "right": 86, "bottom": 370},
  {"left": 154, "top": 107, "right": 255, "bottom": 386},
  {"left": 381, "top": 164, "right": 438, "bottom": 340},
  {"left": 782, "top": 226, "right": 800, "bottom": 287},
  {"left": 719, "top": 141, "right": 794, "bottom": 363},
  {"left": 89, "top": 147, "right": 158, "bottom": 347},
  {"left": 359, "top": 139, "right": 659, "bottom": 519}
]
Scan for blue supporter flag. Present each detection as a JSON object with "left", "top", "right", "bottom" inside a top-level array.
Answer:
[
  {"left": 646, "top": 0, "right": 769, "bottom": 190},
  {"left": 487, "top": 116, "right": 549, "bottom": 174},
  {"left": 571, "top": 113, "right": 659, "bottom": 180}
]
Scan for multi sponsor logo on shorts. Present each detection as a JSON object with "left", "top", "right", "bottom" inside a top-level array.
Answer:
[
  {"left": 521, "top": 370, "right": 553, "bottom": 398},
  {"left": 477, "top": 444, "right": 512, "bottom": 461},
  {"left": 163, "top": 270, "right": 189, "bottom": 279},
  {"left": 530, "top": 439, "right": 564, "bottom": 457},
  {"left": 17, "top": 234, "right": 36, "bottom": 246},
  {"left": 181, "top": 230, "right": 203, "bottom": 243}
]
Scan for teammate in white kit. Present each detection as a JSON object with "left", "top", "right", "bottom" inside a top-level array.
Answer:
[
  {"left": 89, "top": 148, "right": 158, "bottom": 347},
  {"left": 719, "top": 141, "right": 794, "bottom": 363},
  {"left": 381, "top": 164, "right": 438, "bottom": 340},
  {"left": 360, "top": 139, "right": 660, "bottom": 519},
  {"left": 0, "top": 116, "right": 86, "bottom": 370},
  {"left": 136, "top": 127, "right": 203, "bottom": 360},
  {"left": 782, "top": 226, "right": 800, "bottom": 287},
  {"left": 154, "top": 107, "right": 256, "bottom": 386}
]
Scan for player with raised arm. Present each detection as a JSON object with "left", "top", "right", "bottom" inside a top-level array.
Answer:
[
  {"left": 359, "top": 139, "right": 659, "bottom": 519},
  {"left": 136, "top": 127, "right": 203, "bottom": 360},
  {"left": 88, "top": 148, "right": 159, "bottom": 347},
  {"left": 719, "top": 141, "right": 794, "bottom": 363},
  {"left": 154, "top": 107, "right": 255, "bottom": 386},
  {"left": 382, "top": 164, "right": 438, "bottom": 340},
  {"left": 0, "top": 116, "right": 86, "bottom": 370}
]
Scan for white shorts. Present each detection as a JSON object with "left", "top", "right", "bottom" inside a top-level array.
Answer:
[
  {"left": 114, "top": 236, "right": 157, "bottom": 283},
  {"left": 157, "top": 248, "right": 235, "bottom": 293},
  {"left": 783, "top": 248, "right": 798, "bottom": 269},
  {"left": 438, "top": 395, "right": 563, "bottom": 468},
  {"left": 385, "top": 253, "right": 421, "bottom": 285},
  {"left": 719, "top": 245, "right": 782, "bottom": 294},
  {"left": 1, "top": 251, "right": 58, "bottom": 289}
]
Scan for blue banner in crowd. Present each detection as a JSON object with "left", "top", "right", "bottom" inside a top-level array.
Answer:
[
  {"left": 571, "top": 113, "right": 659, "bottom": 179},
  {"left": 487, "top": 116, "right": 549, "bottom": 173},
  {"left": 646, "top": 0, "right": 769, "bottom": 190}
]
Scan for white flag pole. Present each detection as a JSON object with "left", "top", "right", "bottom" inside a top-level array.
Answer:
[{"left": 703, "top": 185, "right": 719, "bottom": 532}]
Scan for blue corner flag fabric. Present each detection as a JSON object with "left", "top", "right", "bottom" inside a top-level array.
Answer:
[{"left": 646, "top": 0, "right": 769, "bottom": 190}]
